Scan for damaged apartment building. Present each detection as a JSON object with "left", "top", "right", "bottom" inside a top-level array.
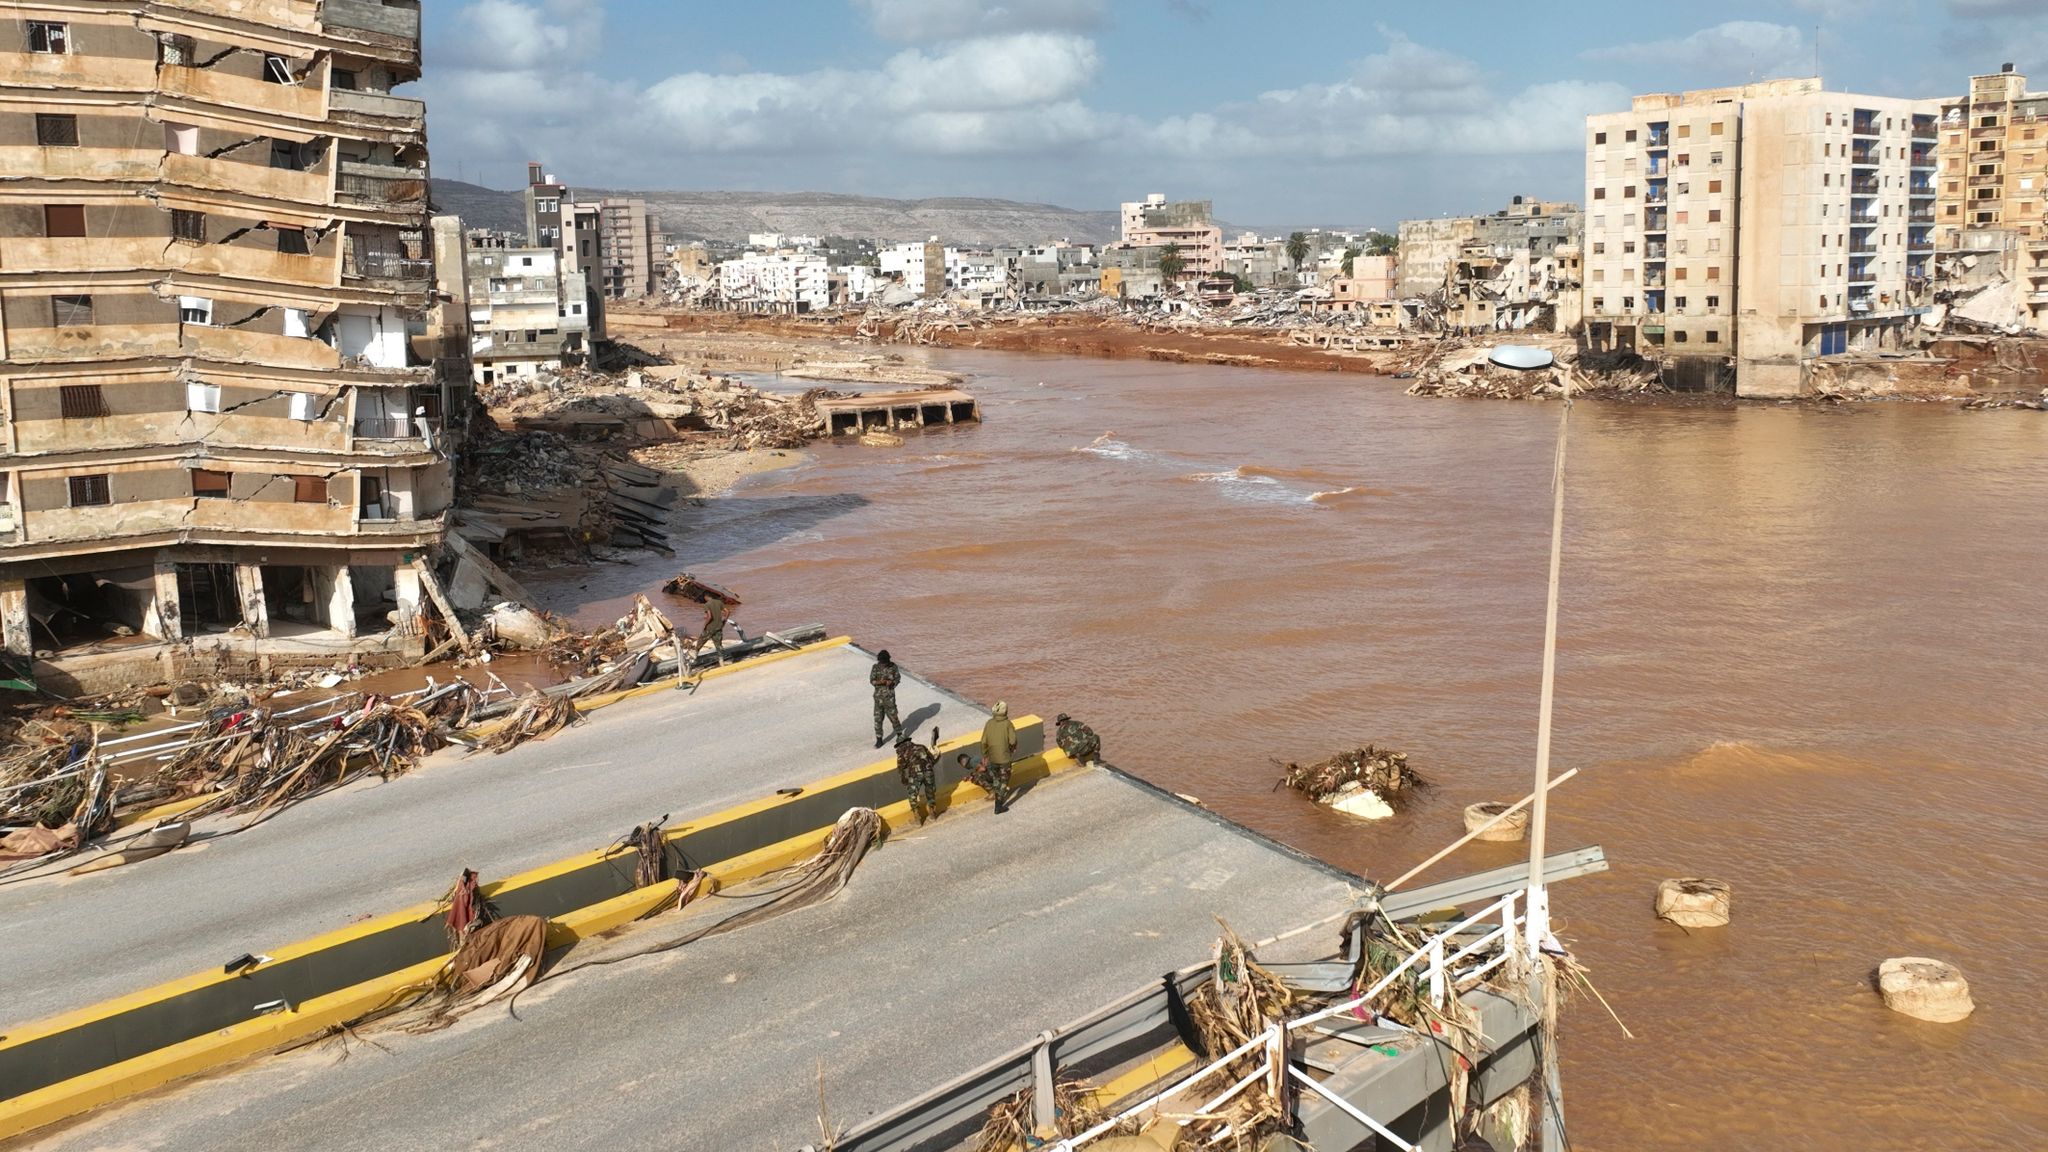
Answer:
[
  {"left": 462, "top": 165, "right": 606, "bottom": 384},
  {"left": 0, "top": 0, "right": 470, "bottom": 692}
]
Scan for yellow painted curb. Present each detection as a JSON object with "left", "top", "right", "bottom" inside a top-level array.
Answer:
[
  {"left": 0, "top": 698, "right": 1058, "bottom": 1141},
  {"left": 700, "top": 738, "right": 1077, "bottom": 894},
  {"left": 460, "top": 634, "right": 853, "bottom": 744},
  {"left": 1083, "top": 1043, "right": 1199, "bottom": 1112},
  {"left": 0, "top": 879, "right": 680, "bottom": 1142},
  {"left": 0, "top": 954, "right": 450, "bottom": 1142},
  {"left": 112, "top": 637, "right": 853, "bottom": 833}
]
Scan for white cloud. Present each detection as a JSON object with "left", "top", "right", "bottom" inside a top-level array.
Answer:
[
  {"left": 1584, "top": 21, "right": 1811, "bottom": 81},
  {"left": 1945, "top": 0, "right": 2039, "bottom": 15},
  {"left": 421, "top": 6, "right": 1618, "bottom": 220},
  {"left": 854, "top": 0, "right": 1105, "bottom": 42}
]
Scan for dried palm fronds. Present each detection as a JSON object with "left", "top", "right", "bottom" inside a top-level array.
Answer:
[
  {"left": 476, "top": 691, "right": 578, "bottom": 755},
  {"left": 971, "top": 1077, "right": 1126, "bottom": 1152},
  {"left": 1277, "top": 745, "right": 1421, "bottom": 805}
]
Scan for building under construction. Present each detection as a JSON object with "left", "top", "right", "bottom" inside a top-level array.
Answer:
[{"left": 0, "top": 0, "right": 469, "bottom": 693}]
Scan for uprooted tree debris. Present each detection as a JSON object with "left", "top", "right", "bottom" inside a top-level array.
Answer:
[
  {"left": 972, "top": 915, "right": 1505, "bottom": 1150},
  {"left": 1278, "top": 745, "right": 1423, "bottom": 821},
  {"left": 0, "top": 597, "right": 827, "bottom": 875}
]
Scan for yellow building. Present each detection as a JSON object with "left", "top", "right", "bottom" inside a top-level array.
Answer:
[{"left": 0, "top": 0, "right": 467, "bottom": 687}]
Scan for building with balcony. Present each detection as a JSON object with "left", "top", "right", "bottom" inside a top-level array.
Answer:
[
  {"left": 0, "top": 0, "right": 468, "bottom": 689},
  {"left": 1112, "top": 193, "right": 1223, "bottom": 283},
  {"left": 1935, "top": 65, "right": 2048, "bottom": 247},
  {"left": 597, "top": 197, "right": 665, "bottom": 299},
  {"left": 1585, "top": 78, "right": 1938, "bottom": 397},
  {"left": 463, "top": 231, "right": 591, "bottom": 384}
]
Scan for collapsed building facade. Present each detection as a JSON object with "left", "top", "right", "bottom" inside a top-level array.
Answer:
[
  {"left": 1934, "top": 66, "right": 2048, "bottom": 333},
  {"left": 1396, "top": 197, "right": 1583, "bottom": 332},
  {"left": 0, "top": 0, "right": 468, "bottom": 692}
]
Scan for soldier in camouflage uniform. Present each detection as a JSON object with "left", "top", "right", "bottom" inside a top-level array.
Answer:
[
  {"left": 894, "top": 732, "right": 938, "bottom": 825},
  {"left": 869, "top": 650, "right": 902, "bottom": 748},
  {"left": 978, "top": 701, "right": 1018, "bottom": 813},
  {"left": 1055, "top": 713, "right": 1101, "bottom": 765}
]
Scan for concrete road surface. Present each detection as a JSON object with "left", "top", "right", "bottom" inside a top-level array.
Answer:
[
  {"left": 0, "top": 643, "right": 970, "bottom": 1030},
  {"left": 24, "top": 766, "right": 1361, "bottom": 1152}
]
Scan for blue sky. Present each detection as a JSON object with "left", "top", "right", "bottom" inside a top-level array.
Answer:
[{"left": 417, "top": 0, "right": 2048, "bottom": 229}]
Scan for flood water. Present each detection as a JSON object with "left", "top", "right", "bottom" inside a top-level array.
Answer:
[{"left": 531, "top": 351, "right": 2048, "bottom": 1150}]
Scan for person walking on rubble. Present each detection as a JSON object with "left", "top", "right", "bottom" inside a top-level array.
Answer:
[
  {"left": 895, "top": 728, "right": 939, "bottom": 825},
  {"left": 979, "top": 701, "right": 1019, "bottom": 814},
  {"left": 1055, "top": 713, "right": 1101, "bottom": 766},
  {"left": 870, "top": 650, "right": 903, "bottom": 748}
]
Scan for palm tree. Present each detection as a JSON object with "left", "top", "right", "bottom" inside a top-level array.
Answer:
[
  {"left": 1341, "top": 246, "right": 1362, "bottom": 277},
  {"left": 1286, "top": 231, "right": 1310, "bottom": 271},
  {"left": 1159, "top": 242, "right": 1186, "bottom": 283},
  {"left": 1365, "top": 230, "right": 1398, "bottom": 257}
]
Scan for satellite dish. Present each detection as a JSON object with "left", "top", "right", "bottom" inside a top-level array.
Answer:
[{"left": 1489, "top": 346, "right": 1555, "bottom": 371}]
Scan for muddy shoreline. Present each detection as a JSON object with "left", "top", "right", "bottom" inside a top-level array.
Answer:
[{"left": 612, "top": 306, "right": 2048, "bottom": 405}]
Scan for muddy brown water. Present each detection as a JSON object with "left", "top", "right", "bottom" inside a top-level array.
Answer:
[{"left": 529, "top": 350, "right": 2048, "bottom": 1150}]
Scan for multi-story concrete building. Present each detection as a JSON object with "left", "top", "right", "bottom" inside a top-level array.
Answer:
[
  {"left": 1934, "top": 66, "right": 2048, "bottom": 331},
  {"left": 1115, "top": 193, "right": 1222, "bottom": 282},
  {"left": 1585, "top": 78, "right": 1938, "bottom": 396},
  {"left": 518, "top": 163, "right": 604, "bottom": 346},
  {"left": 1397, "top": 197, "right": 1581, "bottom": 299},
  {"left": 463, "top": 232, "right": 590, "bottom": 384},
  {"left": 598, "top": 198, "right": 663, "bottom": 299},
  {"left": 0, "top": 0, "right": 468, "bottom": 688},
  {"left": 1936, "top": 65, "right": 2048, "bottom": 244}
]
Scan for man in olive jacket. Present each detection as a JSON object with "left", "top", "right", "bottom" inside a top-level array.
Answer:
[{"left": 979, "top": 700, "right": 1018, "bottom": 814}]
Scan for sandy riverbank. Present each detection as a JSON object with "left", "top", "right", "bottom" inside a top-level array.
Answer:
[{"left": 630, "top": 442, "right": 809, "bottom": 499}]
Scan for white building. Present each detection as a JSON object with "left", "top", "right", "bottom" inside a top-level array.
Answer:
[
  {"left": 465, "top": 234, "right": 591, "bottom": 385},
  {"left": 718, "top": 252, "right": 832, "bottom": 313},
  {"left": 1586, "top": 77, "right": 1939, "bottom": 396}
]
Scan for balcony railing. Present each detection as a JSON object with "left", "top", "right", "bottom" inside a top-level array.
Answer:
[
  {"left": 1970, "top": 173, "right": 2003, "bottom": 186},
  {"left": 1850, "top": 213, "right": 1879, "bottom": 224},
  {"left": 1644, "top": 212, "right": 1667, "bottom": 231},
  {"left": 323, "top": 0, "right": 422, "bottom": 42},
  {"left": 1647, "top": 132, "right": 1669, "bottom": 148},
  {"left": 1849, "top": 266, "right": 1877, "bottom": 284},
  {"left": 1851, "top": 178, "right": 1881, "bottom": 194},
  {"left": 1853, "top": 114, "right": 1879, "bottom": 135},
  {"left": 1645, "top": 190, "right": 1667, "bottom": 204},
  {"left": 1909, "top": 209, "right": 1935, "bottom": 222},
  {"left": 1852, "top": 146, "right": 1879, "bottom": 165},
  {"left": 1909, "top": 238, "right": 1934, "bottom": 252},
  {"left": 353, "top": 415, "right": 437, "bottom": 439},
  {"left": 337, "top": 160, "right": 427, "bottom": 207},
  {"left": 1911, "top": 184, "right": 1936, "bottom": 197},
  {"left": 1645, "top": 244, "right": 1667, "bottom": 259},
  {"left": 1913, "top": 120, "right": 1938, "bottom": 140},
  {"left": 1849, "top": 242, "right": 1877, "bottom": 254},
  {"left": 1643, "top": 274, "right": 1666, "bottom": 288},
  {"left": 1911, "top": 149, "right": 1936, "bottom": 167},
  {"left": 344, "top": 249, "right": 432, "bottom": 286}
]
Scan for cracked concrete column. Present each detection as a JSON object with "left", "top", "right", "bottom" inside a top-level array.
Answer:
[
  {"left": 0, "top": 577, "right": 29, "bottom": 658},
  {"left": 143, "top": 558, "right": 182, "bottom": 642},
  {"left": 318, "top": 565, "right": 357, "bottom": 639},
  {"left": 233, "top": 563, "right": 269, "bottom": 638},
  {"left": 392, "top": 563, "right": 423, "bottom": 636}
]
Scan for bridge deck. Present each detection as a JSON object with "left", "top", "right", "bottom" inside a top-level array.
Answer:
[{"left": 23, "top": 765, "right": 1363, "bottom": 1151}]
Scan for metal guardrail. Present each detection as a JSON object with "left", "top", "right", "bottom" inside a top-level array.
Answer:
[{"left": 820, "top": 847, "right": 1606, "bottom": 1152}]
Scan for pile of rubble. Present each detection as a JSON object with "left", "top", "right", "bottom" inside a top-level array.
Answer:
[{"left": 1405, "top": 343, "right": 1665, "bottom": 400}]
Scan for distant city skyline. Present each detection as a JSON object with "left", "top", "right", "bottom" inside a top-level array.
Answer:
[{"left": 419, "top": 0, "right": 2048, "bottom": 228}]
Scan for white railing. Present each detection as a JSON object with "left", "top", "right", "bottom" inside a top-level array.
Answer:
[{"left": 1051, "top": 891, "right": 1527, "bottom": 1152}]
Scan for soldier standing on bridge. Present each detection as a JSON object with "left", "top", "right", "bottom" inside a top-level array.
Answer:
[
  {"left": 870, "top": 650, "right": 903, "bottom": 748},
  {"left": 979, "top": 701, "right": 1018, "bottom": 814},
  {"left": 1055, "top": 713, "right": 1101, "bottom": 765},
  {"left": 895, "top": 729, "right": 939, "bottom": 825}
]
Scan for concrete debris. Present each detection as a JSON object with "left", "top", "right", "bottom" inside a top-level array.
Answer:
[{"left": 1406, "top": 341, "right": 1665, "bottom": 400}]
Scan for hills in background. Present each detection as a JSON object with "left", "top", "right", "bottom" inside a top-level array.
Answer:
[{"left": 428, "top": 180, "right": 1122, "bottom": 246}]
